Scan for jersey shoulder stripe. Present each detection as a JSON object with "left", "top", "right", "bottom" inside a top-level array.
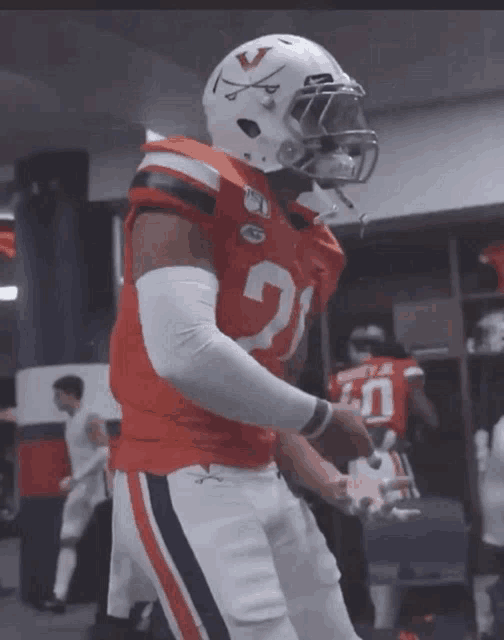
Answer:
[
  {"left": 403, "top": 365, "right": 424, "bottom": 379},
  {"left": 136, "top": 152, "right": 220, "bottom": 192},
  {"left": 142, "top": 136, "right": 255, "bottom": 191},
  {"left": 131, "top": 168, "right": 216, "bottom": 217}
]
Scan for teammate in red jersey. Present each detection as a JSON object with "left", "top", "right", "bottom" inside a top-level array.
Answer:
[
  {"left": 331, "top": 336, "right": 438, "bottom": 437},
  {"left": 107, "top": 34, "right": 414, "bottom": 640},
  {"left": 329, "top": 332, "right": 438, "bottom": 499},
  {"left": 328, "top": 331, "right": 438, "bottom": 632}
]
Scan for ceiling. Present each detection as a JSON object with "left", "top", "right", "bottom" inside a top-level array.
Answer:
[
  {"left": 2, "top": 10, "right": 504, "bottom": 172},
  {"left": 0, "top": 9, "right": 503, "bottom": 384}
]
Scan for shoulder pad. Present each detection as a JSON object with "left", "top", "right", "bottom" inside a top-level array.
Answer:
[
  {"left": 404, "top": 363, "right": 424, "bottom": 379},
  {"left": 141, "top": 136, "right": 249, "bottom": 190},
  {"left": 131, "top": 137, "right": 225, "bottom": 217},
  {"left": 138, "top": 138, "right": 221, "bottom": 194}
]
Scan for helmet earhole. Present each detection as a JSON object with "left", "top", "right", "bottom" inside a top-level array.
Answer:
[{"left": 237, "top": 119, "right": 261, "bottom": 139}]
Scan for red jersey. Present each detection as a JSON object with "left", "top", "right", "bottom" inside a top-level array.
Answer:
[
  {"left": 328, "top": 356, "right": 424, "bottom": 438},
  {"left": 109, "top": 136, "right": 345, "bottom": 474}
]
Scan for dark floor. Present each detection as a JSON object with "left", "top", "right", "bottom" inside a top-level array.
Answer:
[
  {"left": 0, "top": 537, "right": 95, "bottom": 640},
  {"left": 0, "top": 494, "right": 497, "bottom": 640}
]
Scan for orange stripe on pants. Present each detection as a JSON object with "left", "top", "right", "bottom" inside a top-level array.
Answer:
[{"left": 127, "top": 472, "right": 204, "bottom": 640}]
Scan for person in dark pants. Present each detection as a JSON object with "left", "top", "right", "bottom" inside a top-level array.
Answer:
[
  {"left": 94, "top": 497, "right": 114, "bottom": 627},
  {"left": 88, "top": 437, "right": 163, "bottom": 640},
  {"left": 0, "top": 408, "right": 16, "bottom": 524},
  {"left": 0, "top": 407, "right": 17, "bottom": 598},
  {"left": 87, "top": 436, "right": 143, "bottom": 640},
  {"left": 310, "top": 495, "right": 375, "bottom": 628}
]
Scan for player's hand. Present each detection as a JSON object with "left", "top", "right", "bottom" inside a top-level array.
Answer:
[
  {"left": 86, "top": 419, "right": 108, "bottom": 446},
  {"left": 322, "top": 475, "right": 422, "bottom": 525},
  {"left": 318, "top": 474, "right": 353, "bottom": 513},
  {"left": 367, "top": 452, "right": 383, "bottom": 470},
  {"left": 59, "top": 475, "right": 76, "bottom": 493},
  {"left": 309, "top": 403, "right": 373, "bottom": 465},
  {"left": 371, "top": 477, "right": 422, "bottom": 524}
]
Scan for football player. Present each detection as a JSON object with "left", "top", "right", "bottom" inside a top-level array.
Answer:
[
  {"left": 347, "top": 324, "right": 386, "bottom": 367},
  {"left": 467, "top": 310, "right": 504, "bottom": 355},
  {"left": 330, "top": 332, "right": 439, "bottom": 501},
  {"left": 41, "top": 376, "right": 110, "bottom": 614},
  {"left": 329, "top": 331, "right": 439, "bottom": 631},
  {"left": 107, "top": 34, "right": 413, "bottom": 640}
]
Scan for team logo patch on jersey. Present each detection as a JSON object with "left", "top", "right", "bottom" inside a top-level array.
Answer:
[
  {"left": 240, "top": 224, "right": 266, "bottom": 245},
  {"left": 244, "top": 187, "right": 270, "bottom": 218}
]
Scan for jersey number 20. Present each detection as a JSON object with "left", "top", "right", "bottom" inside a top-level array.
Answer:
[{"left": 236, "top": 261, "right": 314, "bottom": 361}]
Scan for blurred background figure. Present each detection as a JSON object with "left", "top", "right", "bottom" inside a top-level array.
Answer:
[
  {"left": 0, "top": 406, "right": 16, "bottom": 525},
  {"left": 347, "top": 324, "right": 387, "bottom": 366},
  {"left": 475, "top": 429, "right": 491, "bottom": 479},
  {"left": 334, "top": 325, "right": 438, "bottom": 497},
  {"left": 327, "top": 325, "right": 439, "bottom": 631},
  {"left": 0, "top": 406, "right": 16, "bottom": 598},
  {"left": 467, "top": 310, "right": 504, "bottom": 355},
  {"left": 475, "top": 415, "right": 504, "bottom": 639},
  {"left": 41, "top": 375, "right": 110, "bottom": 615}
]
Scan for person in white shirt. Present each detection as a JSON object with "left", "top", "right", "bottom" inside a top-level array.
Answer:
[{"left": 41, "top": 375, "right": 110, "bottom": 614}]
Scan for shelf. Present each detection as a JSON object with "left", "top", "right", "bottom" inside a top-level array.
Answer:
[
  {"left": 411, "top": 349, "right": 459, "bottom": 363},
  {"left": 462, "top": 290, "right": 504, "bottom": 301},
  {"left": 467, "top": 353, "right": 504, "bottom": 365},
  {"left": 415, "top": 356, "right": 459, "bottom": 364}
]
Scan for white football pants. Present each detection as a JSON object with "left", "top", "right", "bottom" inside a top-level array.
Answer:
[{"left": 107, "top": 462, "right": 361, "bottom": 640}]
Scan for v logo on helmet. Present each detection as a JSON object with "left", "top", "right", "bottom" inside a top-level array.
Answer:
[{"left": 236, "top": 47, "right": 272, "bottom": 71}]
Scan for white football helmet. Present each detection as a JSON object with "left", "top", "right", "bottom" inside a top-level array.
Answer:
[
  {"left": 203, "top": 34, "right": 378, "bottom": 187},
  {"left": 347, "top": 325, "right": 386, "bottom": 365},
  {"left": 467, "top": 310, "right": 504, "bottom": 354}
]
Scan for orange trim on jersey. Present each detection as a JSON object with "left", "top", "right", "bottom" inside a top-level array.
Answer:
[{"left": 128, "top": 472, "right": 204, "bottom": 640}]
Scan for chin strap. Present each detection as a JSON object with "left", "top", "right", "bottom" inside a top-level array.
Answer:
[
  {"left": 313, "top": 183, "right": 368, "bottom": 237},
  {"left": 335, "top": 186, "right": 369, "bottom": 239}
]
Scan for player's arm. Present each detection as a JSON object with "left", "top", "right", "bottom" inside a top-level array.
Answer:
[
  {"left": 72, "top": 415, "right": 110, "bottom": 483},
  {"left": 132, "top": 210, "right": 372, "bottom": 459},
  {"left": 70, "top": 448, "right": 109, "bottom": 485},
  {"left": 275, "top": 430, "right": 348, "bottom": 502},
  {"left": 279, "top": 316, "right": 347, "bottom": 491},
  {"left": 61, "top": 415, "right": 110, "bottom": 491},
  {"left": 276, "top": 425, "right": 416, "bottom": 521},
  {"left": 85, "top": 414, "right": 109, "bottom": 447},
  {"left": 407, "top": 375, "right": 439, "bottom": 429},
  {"left": 0, "top": 408, "right": 15, "bottom": 423}
]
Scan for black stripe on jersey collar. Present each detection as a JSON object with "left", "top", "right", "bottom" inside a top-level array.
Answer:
[{"left": 132, "top": 171, "right": 216, "bottom": 216}]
